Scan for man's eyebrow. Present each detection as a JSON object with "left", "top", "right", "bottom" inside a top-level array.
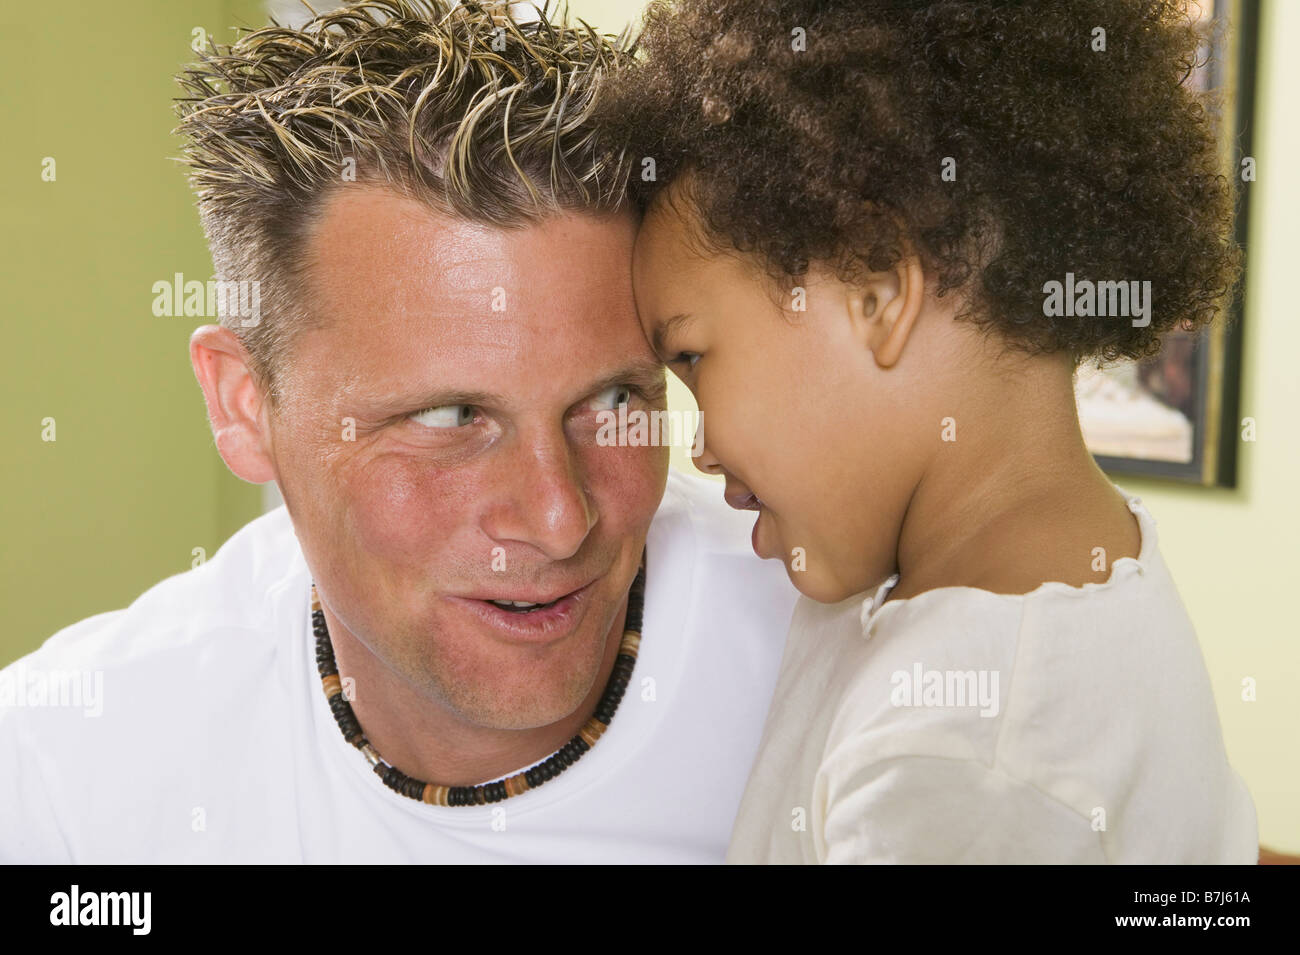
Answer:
[
  {"left": 363, "top": 359, "right": 667, "bottom": 418},
  {"left": 583, "top": 359, "right": 668, "bottom": 400},
  {"left": 651, "top": 313, "right": 695, "bottom": 359},
  {"left": 400, "top": 388, "right": 500, "bottom": 411}
]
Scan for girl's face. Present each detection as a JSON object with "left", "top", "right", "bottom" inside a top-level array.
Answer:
[{"left": 632, "top": 192, "right": 927, "bottom": 603}]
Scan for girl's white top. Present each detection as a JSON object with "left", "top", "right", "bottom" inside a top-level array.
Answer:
[{"left": 727, "top": 489, "right": 1258, "bottom": 864}]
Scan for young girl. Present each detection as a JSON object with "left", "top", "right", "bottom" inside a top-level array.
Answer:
[{"left": 602, "top": 0, "right": 1258, "bottom": 862}]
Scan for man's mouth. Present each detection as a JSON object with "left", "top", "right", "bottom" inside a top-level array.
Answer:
[
  {"left": 449, "top": 578, "right": 600, "bottom": 644},
  {"left": 485, "top": 596, "right": 566, "bottom": 614}
]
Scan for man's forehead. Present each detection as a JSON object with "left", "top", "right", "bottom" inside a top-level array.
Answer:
[
  {"left": 292, "top": 185, "right": 654, "bottom": 406},
  {"left": 309, "top": 185, "right": 516, "bottom": 292},
  {"left": 310, "top": 183, "right": 636, "bottom": 271},
  {"left": 304, "top": 185, "right": 640, "bottom": 325}
]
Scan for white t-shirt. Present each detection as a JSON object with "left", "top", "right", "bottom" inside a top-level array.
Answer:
[
  {"left": 0, "top": 469, "right": 798, "bottom": 863},
  {"left": 727, "top": 489, "right": 1258, "bottom": 864}
]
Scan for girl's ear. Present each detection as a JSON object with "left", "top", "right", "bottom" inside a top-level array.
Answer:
[{"left": 846, "top": 254, "right": 925, "bottom": 368}]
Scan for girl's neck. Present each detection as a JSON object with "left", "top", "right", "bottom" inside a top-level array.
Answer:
[{"left": 886, "top": 354, "right": 1138, "bottom": 602}]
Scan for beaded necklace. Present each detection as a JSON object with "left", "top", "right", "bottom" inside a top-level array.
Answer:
[{"left": 311, "top": 562, "right": 644, "bottom": 806}]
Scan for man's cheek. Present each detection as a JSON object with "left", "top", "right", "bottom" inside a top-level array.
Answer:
[
  {"left": 584, "top": 442, "right": 668, "bottom": 527},
  {"left": 346, "top": 454, "right": 474, "bottom": 564}
]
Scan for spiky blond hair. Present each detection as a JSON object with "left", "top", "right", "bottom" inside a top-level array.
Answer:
[{"left": 174, "top": 0, "right": 636, "bottom": 397}]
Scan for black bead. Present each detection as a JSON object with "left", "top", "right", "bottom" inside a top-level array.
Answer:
[{"left": 310, "top": 567, "right": 644, "bottom": 807}]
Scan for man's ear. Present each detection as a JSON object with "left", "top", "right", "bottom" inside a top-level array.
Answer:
[
  {"left": 845, "top": 253, "right": 925, "bottom": 368},
  {"left": 189, "top": 325, "right": 277, "bottom": 484}
]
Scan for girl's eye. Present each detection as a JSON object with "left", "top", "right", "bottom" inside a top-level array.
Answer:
[
  {"left": 410, "top": 404, "right": 476, "bottom": 429},
  {"left": 671, "top": 352, "right": 701, "bottom": 371},
  {"left": 588, "top": 384, "right": 634, "bottom": 412}
]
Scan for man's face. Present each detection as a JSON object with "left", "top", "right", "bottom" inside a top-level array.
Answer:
[{"left": 268, "top": 186, "right": 667, "bottom": 731}]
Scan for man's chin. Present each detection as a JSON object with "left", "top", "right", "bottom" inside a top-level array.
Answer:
[
  {"left": 416, "top": 570, "right": 632, "bottom": 730},
  {"left": 443, "top": 668, "right": 604, "bottom": 732}
]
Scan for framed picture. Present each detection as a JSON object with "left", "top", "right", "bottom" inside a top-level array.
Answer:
[{"left": 1075, "top": 0, "right": 1258, "bottom": 487}]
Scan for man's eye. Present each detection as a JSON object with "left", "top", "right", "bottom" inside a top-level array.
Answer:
[
  {"left": 587, "top": 384, "right": 634, "bottom": 412},
  {"left": 410, "top": 405, "right": 476, "bottom": 428}
]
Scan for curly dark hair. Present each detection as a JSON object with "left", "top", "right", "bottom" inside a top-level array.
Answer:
[{"left": 600, "top": 0, "right": 1243, "bottom": 362}]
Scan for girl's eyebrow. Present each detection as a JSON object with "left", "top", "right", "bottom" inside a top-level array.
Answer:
[{"left": 651, "top": 313, "right": 696, "bottom": 359}]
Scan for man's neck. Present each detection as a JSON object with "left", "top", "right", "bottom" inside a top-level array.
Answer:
[{"left": 322, "top": 599, "right": 628, "bottom": 788}]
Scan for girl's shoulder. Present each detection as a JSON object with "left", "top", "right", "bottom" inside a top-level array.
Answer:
[
  {"left": 951, "top": 481, "right": 1145, "bottom": 600},
  {"left": 823, "top": 491, "right": 1216, "bottom": 781}
]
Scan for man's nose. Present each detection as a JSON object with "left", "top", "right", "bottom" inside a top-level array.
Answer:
[{"left": 482, "top": 432, "right": 596, "bottom": 561}]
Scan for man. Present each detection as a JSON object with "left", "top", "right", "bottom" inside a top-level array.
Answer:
[{"left": 0, "top": 0, "right": 797, "bottom": 862}]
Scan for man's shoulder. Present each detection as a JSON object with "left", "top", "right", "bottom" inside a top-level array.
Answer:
[
  {"left": 0, "top": 504, "right": 305, "bottom": 752},
  {"left": 18, "top": 505, "right": 302, "bottom": 674},
  {"left": 0, "top": 506, "right": 307, "bottom": 861}
]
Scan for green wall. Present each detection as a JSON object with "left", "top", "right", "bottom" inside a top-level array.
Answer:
[{"left": 0, "top": 1, "right": 263, "bottom": 659}]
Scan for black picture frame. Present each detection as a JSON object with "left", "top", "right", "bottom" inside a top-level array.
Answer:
[{"left": 1077, "top": 0, "right": 1257, "bottom": 487}]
